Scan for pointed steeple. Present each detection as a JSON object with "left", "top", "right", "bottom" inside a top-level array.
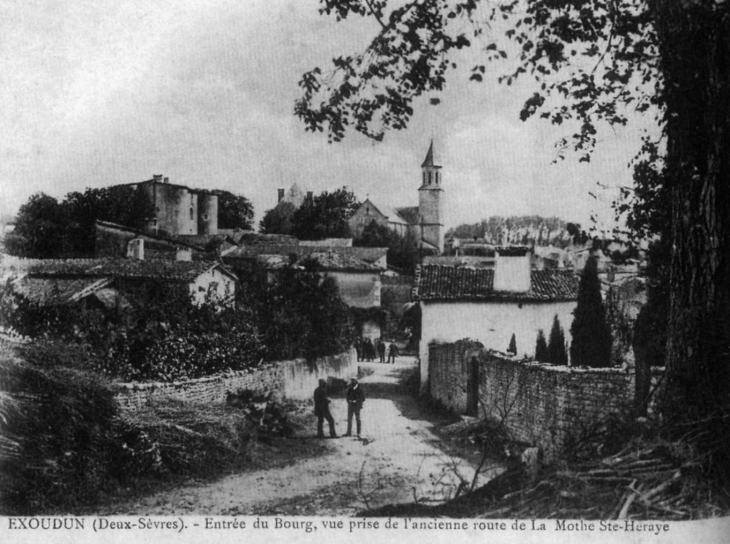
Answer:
[{"left": 421, "top": 140, "right": 435, "bottom": 167}]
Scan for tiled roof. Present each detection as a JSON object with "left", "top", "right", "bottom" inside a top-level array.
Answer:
[
  {"left": 233, "top": 232, "right": 299, "bottom": 246},
  {"left": 225, "top": 245, "right": 387, "bottom": 269},
  {"left": 13, "top": 277, "right": 109, "bottom": 305},
  {"left": 303, "top": 251, "right": 382, "bottom": 272},
  {"left": 299, "top": 238, "right": 353, "bottom": 247},
  {"left": 375, "top": 202, "right": 411, "bottom": 225},
  {"left": 413, "top": 265, "right": 579, "bottom": 302},
  {"left": 24, "top": 258, "right": 234, "bottom": 283}
]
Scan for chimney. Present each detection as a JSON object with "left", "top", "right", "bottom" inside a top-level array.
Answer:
[
  {"left": 152, "top": 174, "right": 163, "bottom": 183},
  {"left": 176, "top": 247, "right": 192, "bottom": 262},
  {"left": 127, "top": 238, "right": 144, "bottom": 260},
  {"left": 278, "top": 188, "right": 285, "bottom": 202},
  {"left": 163, "top": 177, "right": 169, "bottom": 184},
  {"left": 494, "top": 247, "right": 531, "bottom": 292},
  {"left": 307, "top": 191, "right": 313, "bottom": 199}
]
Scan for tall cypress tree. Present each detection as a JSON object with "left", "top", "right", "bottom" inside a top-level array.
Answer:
[
  {"left": 548, "top": 315, "right": 568, "bottom": 366},
  {"left": 535, "top": 329, "right": 548, "bottom": 362},
  {"left": 507, "top": 333, "right": 517, "bottom": 355},
  {"left": 570, "top": 255, "right": 613, "bottom": 367}
]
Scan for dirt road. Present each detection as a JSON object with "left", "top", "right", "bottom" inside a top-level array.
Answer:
[{"left": 105, "top": 358, "right": 492, "bottom": 516}]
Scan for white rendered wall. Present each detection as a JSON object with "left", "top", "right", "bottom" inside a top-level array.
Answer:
[
  {"left": 419, "top": 300, "right": 577, "bottom": 391},
  {"left": 189, "top": 268, "right": 236, "bottom": 306},
  {"left": 494, "top": 255, "right": 531, "bottom": 292}
]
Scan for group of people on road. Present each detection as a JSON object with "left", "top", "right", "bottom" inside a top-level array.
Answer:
[
  {"left": 313, "top": 377, "right": 365, "bottom": 439},
  {"left": 355, "top": 338, "right": 399, "bottom": 364}
]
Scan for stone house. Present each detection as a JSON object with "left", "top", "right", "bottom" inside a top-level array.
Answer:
[{"left": 412, "top": 247, "right": 579, "bottom": 392}]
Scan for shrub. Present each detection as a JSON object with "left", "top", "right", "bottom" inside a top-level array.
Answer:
[
  {"left": 1, "top": 278, "right": 264, "bottom": 383},
  {"left": 570, "top": 256, "right": 612, "bottom": 367},
  {"left": 548, "top": 315, "right": 568, "bottom": 366},
  {"left": 236, "top": 262, "right": 354, "bottom": 363}
]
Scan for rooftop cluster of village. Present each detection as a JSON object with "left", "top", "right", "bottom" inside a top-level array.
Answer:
[{"left": 0, "top": 142, "right": 645, "bottom": 362}]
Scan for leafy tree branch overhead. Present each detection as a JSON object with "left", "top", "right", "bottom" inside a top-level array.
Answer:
[{"left": 295, "top": 0, "right": 661, "bottom": 161}]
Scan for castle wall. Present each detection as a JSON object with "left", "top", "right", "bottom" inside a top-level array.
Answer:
[{"left": 198, "top": 193, "right": 218, "bottom": 235}]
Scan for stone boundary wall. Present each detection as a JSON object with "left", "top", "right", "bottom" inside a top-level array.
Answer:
[
  {"left": 429, "top": 340, "right": 636, "bottom": 461},
  {"left": 428, "top": 339, "right": 484, "bottom": 413},
  {"left": 114, "top": 349, "right": 355, "bottom": 412}
]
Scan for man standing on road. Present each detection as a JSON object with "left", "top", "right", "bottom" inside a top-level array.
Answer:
[
  {"left": 377, "top": 340, "right": 386, "bottom": 363},
  {"left": 314, "top": 379, "right": 337, "bottom": 439},
  {"left": 387, "top": 342, "right": 398, "bottom": 364},
  {"left": 355, "top": 338, "right": 362, "bottom": 362},
  {"left": 344, "top": 377, "right": 365, "bottom": 438}
]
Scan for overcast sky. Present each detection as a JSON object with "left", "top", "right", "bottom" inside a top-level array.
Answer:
[{"left": 0, "top": 0, "right": 656, "bottom": 231}]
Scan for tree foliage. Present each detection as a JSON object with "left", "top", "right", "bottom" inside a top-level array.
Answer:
[
  {"left": 6, "top": 187, "right": 154, "bottom": 258},
  {"left": 547, "top": 314, "right": 568, "bottom": 366},
  {"left": 62, "top": 186, "right": 155, "bottom": 256},
  {"left": 447, "top": 215, "right": 571, "bottom": 247},
  {"left": 290, "top": 187, "right": 359, "bottom": 240},
  {"left": 296, "top": 0, "right": 660, "bottom": 155},
  {"left": 235, "top": 261, "right": 354, "bottom": 362},
  {"left": 355, "top": 219, "right": 419, "bottom": 274},
  {"left": 215, "top": 190, "right": 254, "bottom": 230},
  {"left": 570, "top": 255, "right": 613, "bottom": 367},
  {"left": 534, "top": 329, "right": 548, "bottom": 362},
  {"left": 259, "top": 201, "right": 296, "bottom": 235},
  {"left": 507, "top": 333, "right": 517, "bottom": 355},
  {"left": 4, "top": 193, "right": 67, "bottom": 258}
]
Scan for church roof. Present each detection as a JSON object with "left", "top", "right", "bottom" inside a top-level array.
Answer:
[
  {"left": 421, "top": 141, "right": 437, "bottom": 167},
  {"left": 395, "top": 206, "right": 420, "bottom": 225},
  {"left": 357, "top": 199, "right": 411, "bottom": 226}
]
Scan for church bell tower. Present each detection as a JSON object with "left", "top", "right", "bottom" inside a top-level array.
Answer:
[{"left": 418, "top": 140, "right": 444, "bottom": 254}]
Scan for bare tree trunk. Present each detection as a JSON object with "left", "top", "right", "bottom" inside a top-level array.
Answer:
[{"left": 653, "top": 1, "right": 730, "bottom": 461}]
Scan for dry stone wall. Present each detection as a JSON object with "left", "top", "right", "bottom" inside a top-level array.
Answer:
[
  {"left": 428, "top": 340, "right": 483, "bottom": 413},
  {"left": 429, "top": 340, "right": 636, "bottom": 461},
  {"left": 114, "top": 350, "right": 355, "bottom": 412}
]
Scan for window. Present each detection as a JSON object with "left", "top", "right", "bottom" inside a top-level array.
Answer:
[
  {"left": 190, "top": 207, "right": 194, "bottom": 220},
  {"left": 429, "top": 171, "right": 432, "bottom": 184}
]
